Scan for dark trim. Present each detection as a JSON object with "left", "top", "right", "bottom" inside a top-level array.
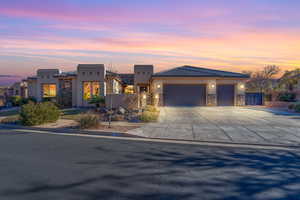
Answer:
[{"left": 152, "top": 75, "right": 249, "bottom": 78}]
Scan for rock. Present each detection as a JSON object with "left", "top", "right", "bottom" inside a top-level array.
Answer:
[
  {"left": 118, "top": 106, "right": 126, "bottom": 114},
  {"left": 111, "top": 114, "right": 125, "bottom": 121}
]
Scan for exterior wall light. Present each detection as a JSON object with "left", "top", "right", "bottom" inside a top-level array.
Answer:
[
  {"left": 155, "top": 94, "right": 159, "bottom": 99},
  {"left": 157, "top": 84, "right": 161, "bottom": 89},
  {"left": 211, "top": 84, "right": 215, "bottom": 88},
  {"left": 143, "top": 94, "right": 147, "bottom": 99},
  {"left": 240, "top": 84, "right": 245, "bottom": 89}
]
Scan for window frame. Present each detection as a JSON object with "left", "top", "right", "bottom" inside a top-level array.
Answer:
[
  {"left": 42, "top": 83, "right": 57, "bottom": 98},
  {"left": 83, "top": 81, "right": 100, "bottom": 100}
]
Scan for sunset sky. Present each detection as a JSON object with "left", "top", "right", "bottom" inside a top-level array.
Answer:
[{"left": 0, "top": 0, "right": 300, "bottom": 80}]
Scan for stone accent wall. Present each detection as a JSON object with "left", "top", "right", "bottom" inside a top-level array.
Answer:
[
  {"left": 236, "top": 94, "right": 245, "bottom": 106},
  {"left": 207, "top": 94, "right": 217, "bottom": 106}
]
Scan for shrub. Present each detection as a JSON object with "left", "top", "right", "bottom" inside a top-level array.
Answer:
[
  {"left": 88, "top": 96, "right": 105, "bottom": 108},
  {"left": 9, "top": 96, "right": 37, "bottom": 107},
  {"left": 20, "top": 102, "right": 60, "bottom": 126},
  {"left": 77, "top": 113, "right": 100, "bottom": 129},
  {"left": 264, "top": 94, "right": 272, "bottom": 102},
  {"left": 21, "top": 97, "right": 37, "bottom": 105},
  {"left": 9, "top": 96, "right": 22, "bottom": 106},
  {"left": 111, "top": 114, "right": 125, "bottom": 121},
  {"left": 294, "top": 104, "right": 300, "bottom": 113},
  {"left": 140, "top": 111, "right": 159, "bottom": 122},
  {"left": 144, "top": 105, "right": 159, "bottom": 113},
  {"left": 277, "top": 93, "right": 296, "bottom": 102}
]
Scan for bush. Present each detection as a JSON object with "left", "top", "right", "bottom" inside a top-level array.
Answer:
[
  {"left": 9, "top": 96, "right": 37, "bottom": 107},
  {"left": 277, "top": 93, "right": 296, "bottom": 102},
  {"left": 294, "top": 104, "right": 300, "bottom": 113},
  {"left": 20, "top": 102, "right": 60, "bottom": 126},
  {"left": 144, "top": 105, "right": 159, "bottom": 113},
  {"left": 111, "top": 114, "right": 125, "bottom": 121},
  {"left": 88, "top": 96, "right": 105, "bottom": 108},
  {"left": 140, "top": 111, "right": 159, "bottom": 122},
  {"left": 21, "top": 97, "right": 37, "bottom": 105},
  {"left": 77, "top": 113, "right": 100, "bottom": 129},
  {"left": 9, "top": 96, "right": 22, "bottom": 106}
]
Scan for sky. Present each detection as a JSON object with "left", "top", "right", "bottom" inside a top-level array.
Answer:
[{"left": 0, "top": 0, "right": 300, "bottom": 82}]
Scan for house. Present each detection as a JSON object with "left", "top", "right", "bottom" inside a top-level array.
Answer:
[
  {"left": 0, "top": 87, "right": 9, "bottom": 107},
  {"left": 21, "top": 64, "right": 249, "bottom": 107}
]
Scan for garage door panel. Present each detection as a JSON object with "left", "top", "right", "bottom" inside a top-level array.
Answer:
[
  {"left": 163, "top": 84, "right": 206, "bottom": 106},
  {"left": 217, "top": 85, "right": 234, "bottom": 106}
]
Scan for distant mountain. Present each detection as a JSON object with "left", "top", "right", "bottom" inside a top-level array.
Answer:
[{"left": 0, "top": 75, "right": 23, "bottom": 86}]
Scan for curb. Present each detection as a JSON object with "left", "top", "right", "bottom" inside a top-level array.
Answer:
[{"left": 1, "top": 123, "right": 299, "bottom": 151}]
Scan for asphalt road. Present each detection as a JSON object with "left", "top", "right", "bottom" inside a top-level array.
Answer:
[{"left": 1, "top": 128, "right": 300, "bottom": 200}]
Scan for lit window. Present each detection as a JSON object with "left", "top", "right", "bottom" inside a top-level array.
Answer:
[
  {"left": 43, "top": 84, "right": 56, "bottom": 97},
  {"left": 124, "top": 85, "right": 134, "bottom": 94},
  {"left": 83, "top": 81, "right": 100, "bottom": 100},
  {"left": 92, "top": 82, "right": 100, "bottom": 96},
  {"left": 113, "top": 80, "right": 120, "bottom": 94}
]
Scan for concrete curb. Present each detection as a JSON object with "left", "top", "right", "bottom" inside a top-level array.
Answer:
[{"left": 1, "top": 123, "right": 299, "bottom": 151}]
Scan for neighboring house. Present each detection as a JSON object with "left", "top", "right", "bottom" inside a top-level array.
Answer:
[
  {"left": 273, "top": 73, "right": 300, "bottom": 101},
  {"left": 4, "top": 81, "right": 28, "bottom": 99},
  {"left": 0, "top": 87, "right": 9, "bottom": 107},
  {"left": 21, "top": 64, "right": 249, "bottom": 107}
]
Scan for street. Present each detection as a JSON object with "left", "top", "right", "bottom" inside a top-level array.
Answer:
[{"left": 1, "top": 128, "right": 300, "bottom": 200}]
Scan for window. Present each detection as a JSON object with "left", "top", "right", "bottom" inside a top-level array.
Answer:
[
  {"left": 83, "top": 81, "right": 100, "bottom": 100},
  {"left": 43, "top": 84, "right": 56, "bottom": 97},
  {"left": 89, "top": 72, "right": 92, "bottom": 75},
  {"left": 82, "top": 72, "right": 85, "bottom": 75},
  {"left": 113, "top": 80, "right": 120, "bottom": 94},
  {"left": 124, "top": 85, "right": 134, "bottom": 94}
]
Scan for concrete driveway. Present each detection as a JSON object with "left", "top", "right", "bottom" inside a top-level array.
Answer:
[{"left": 128, "top": 107, "right": 300, "bottom": 146}]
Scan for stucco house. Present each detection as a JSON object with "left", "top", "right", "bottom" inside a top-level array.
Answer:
[{"left": 22, "top": 64, "right": 249, "bottom": 108}]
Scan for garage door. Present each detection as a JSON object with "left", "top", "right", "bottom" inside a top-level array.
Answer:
[
  {"left": 217, "top": 85, "right": 235, "bottom": 106},
  {"left": 163, "top": 84, "right": 206, "bottom": 106}
]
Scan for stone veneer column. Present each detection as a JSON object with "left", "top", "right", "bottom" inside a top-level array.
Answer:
[
  {"left": 207, "top": 80, "right": 217, "bottom": 106},
  {"left": 236, "top": 82, "right": 246, "bottom": 106}
]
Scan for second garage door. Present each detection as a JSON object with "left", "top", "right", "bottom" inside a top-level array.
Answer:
[
  {"left": 163, "top": 84, "right": 206, "bottom": 106},
  {"left": 217, "top": 84, "right": 235, "bottom": 106}
]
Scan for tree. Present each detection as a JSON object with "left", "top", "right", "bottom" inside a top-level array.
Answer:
[
  {"left": 244, "top": 65, "right": 281, "bottom": 93},
  {"left": 277, "top": 68, "right": 300, "bottom": 92}
]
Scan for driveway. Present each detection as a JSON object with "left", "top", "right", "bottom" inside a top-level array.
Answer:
[{"left": 128, "top": 107, "right": 300, "bottom": 146}]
